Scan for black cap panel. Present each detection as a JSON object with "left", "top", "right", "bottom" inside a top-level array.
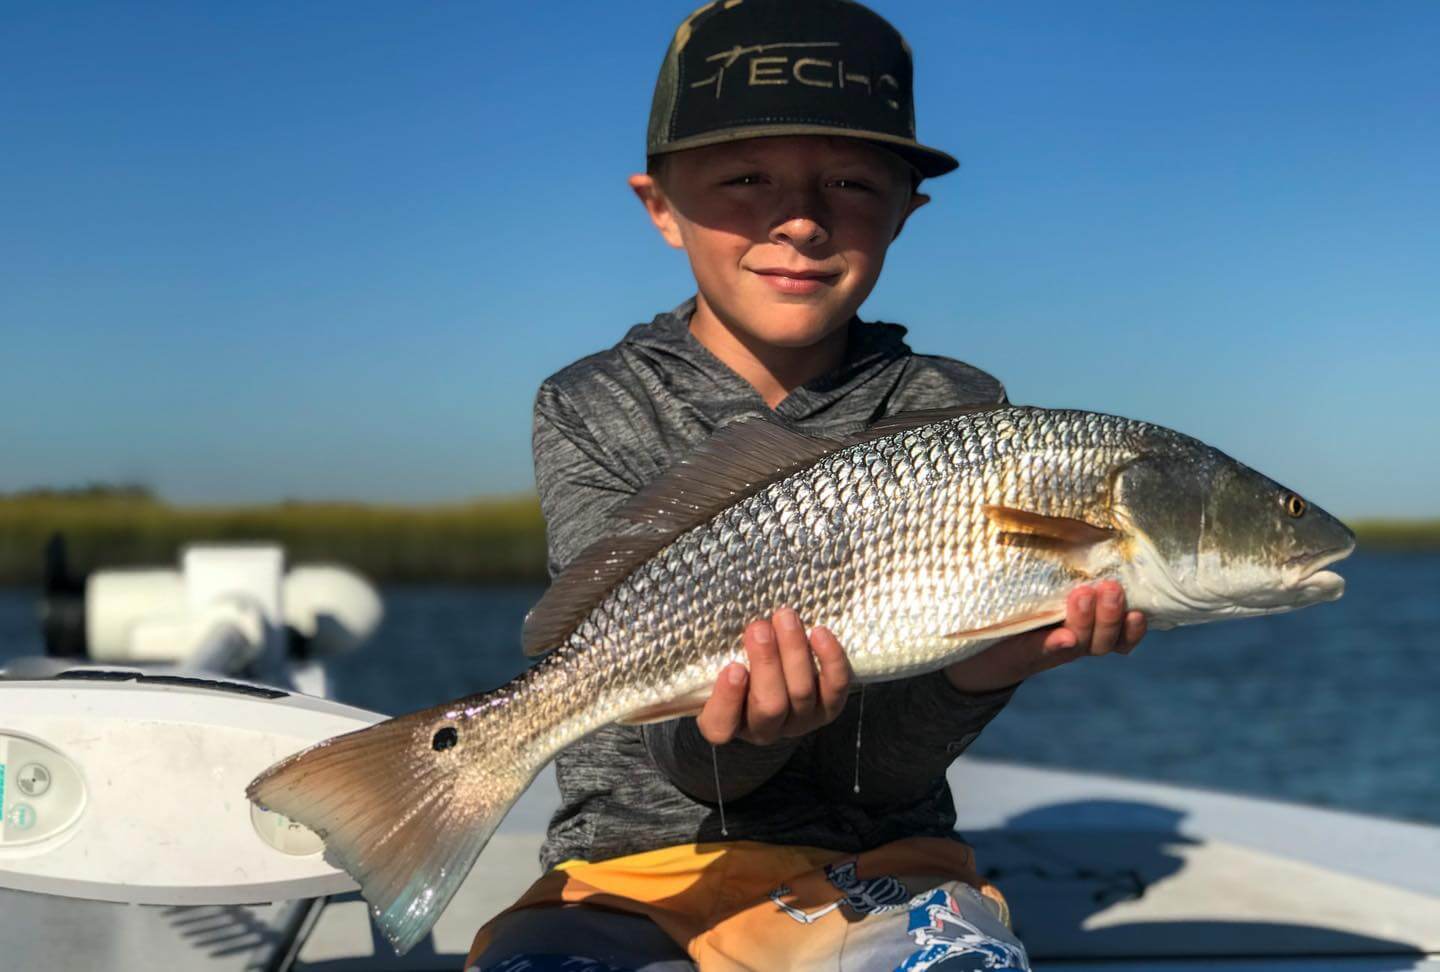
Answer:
[{"left": 648, "top": 0, "right": 957, "bottom": 178}]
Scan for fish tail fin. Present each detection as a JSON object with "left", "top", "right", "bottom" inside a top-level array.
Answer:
[{"left": 246, "top": 697, "right": 539, "bottom": 954}]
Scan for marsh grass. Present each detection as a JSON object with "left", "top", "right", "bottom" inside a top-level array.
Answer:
[
  {"left": 0, "top": 495, "right": 547, "bottom": 585},
  {"left": 1348, "top": 519, "right": 1440, "bottom": 552},
  {"left": 0, "top": 496, "right": 1434, "bottom": 585}
]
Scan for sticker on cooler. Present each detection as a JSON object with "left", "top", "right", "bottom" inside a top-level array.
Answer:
[
  {"left": 0, "top": 734, "right": 86, "bottom": 847},
  {"left": 17, "top": 763, "right": 51, "bottom": 797},
  {"left": 7, "top": 804, "right": 35, "bottom": 831}
]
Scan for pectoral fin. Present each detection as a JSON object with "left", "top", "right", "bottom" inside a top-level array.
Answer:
[{"left": 983, "top": 505, "right": 1116, "bottom": 546}]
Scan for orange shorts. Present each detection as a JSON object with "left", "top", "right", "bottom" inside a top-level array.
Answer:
[{"left": 467, "top": 837, "right": 1025, "bottom": 971}]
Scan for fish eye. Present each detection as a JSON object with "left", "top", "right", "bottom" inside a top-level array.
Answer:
[
  {"left": 432, "top": 726, "right": 459, "bottom": 751},
  {"left": 1282, "top": 493, "right": 1307, "bottom": 518}
]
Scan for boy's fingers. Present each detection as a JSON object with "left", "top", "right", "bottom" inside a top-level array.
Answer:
[
  {"left": 1117, "top": 611, "right": 1147, "bottom": 654},
  {"left": 1064, "top": 585, "right": 1096, "bottom": 653},
  {"left": 1040, "top": 625, "right": 1076, "bottom": 653},
  {"left": 1039, "top": 626, "right": 1080, "bottom": 668},
  {"left": 1090, "top": 582, "right": 1126, "bottom": 655},
  {"left": 774, "top": 608, "right": 818, "bottom": 720},
  {"left": 696, "top": 663, "right": 747, "bottom": 745},
  {"left": 742, "top": 619, "right": 787, "bottom": 742},
  {"left": 811, "top": 625, "right": 852, "bottom": 722}
]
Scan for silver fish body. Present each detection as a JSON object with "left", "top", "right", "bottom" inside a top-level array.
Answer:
[
  {"left": 248, "top": 405, "right": 1354, "bottom": 952},
  {"left": 519, "top": 407, "right": 1144, "bottom": 750}
]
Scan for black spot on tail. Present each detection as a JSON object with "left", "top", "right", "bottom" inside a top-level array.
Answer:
[{"left": 432, "top": 726, "right": 458, "bottom": 752}]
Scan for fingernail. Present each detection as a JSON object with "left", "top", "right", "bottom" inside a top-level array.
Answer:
[
  {"left": 1077, "top": 594, "right": 1094, "bottom": 613},
  {"left": 777, "top": 608, "right": 800, "bottom": 631},
  {"left": 1102, "top": 590, "right": 1122, "bottom": 608},
  {"left": 728, "top": 665, "right": 747, "bottom": 686},
  {"left": 752, "top": 623, "right": 773, "bottom": 645}
]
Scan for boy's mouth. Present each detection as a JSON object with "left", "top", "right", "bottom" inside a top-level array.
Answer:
[{"left": 750, "top": 266, "right": 840, "bottom": 296}]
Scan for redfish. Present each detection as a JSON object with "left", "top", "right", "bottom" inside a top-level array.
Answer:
[{"left": 249, "top": 404, "right": 1354, "bottom": 952}]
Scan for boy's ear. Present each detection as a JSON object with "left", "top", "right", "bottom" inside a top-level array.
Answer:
[
  {"left": 628, "top": 174, "right": 685, "bottom": 250},
  {"left": 892, "top": 191, "right": 931, "bottom": 241}
]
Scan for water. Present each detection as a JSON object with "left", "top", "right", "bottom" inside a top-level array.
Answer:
[{"left": 2, "top": 551, "right": 1437, "bottom": 826}]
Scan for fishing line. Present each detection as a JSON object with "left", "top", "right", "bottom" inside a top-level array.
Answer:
[
  {"left": 853, "top": 683, "right": 866, "bottom": 795},
  {"left": 711, "top": 744, "right": 729, "bottom": 836}
]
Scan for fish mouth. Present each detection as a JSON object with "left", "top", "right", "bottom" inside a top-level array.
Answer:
[
  {"left": 1292, "top": 542, "right": 1355, "bottom": 578},
  {"left": 1287, "top": 542, "right": 1356, "bottom": 601}
]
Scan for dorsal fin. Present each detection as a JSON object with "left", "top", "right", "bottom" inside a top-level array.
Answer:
[
  {"left": 521, "top": 417, "right": 843, "bottom": 657},
  {"left": 610, "top": 417, "right": 845, "bottom": 532},
  {"left": 520, "top": 533, "right": 669, "bottom": 657},
  {"left": 520, "top": 405, "right": 1010, "bottom": 657}
]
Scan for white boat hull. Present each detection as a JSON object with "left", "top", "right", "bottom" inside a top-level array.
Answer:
[{"left": 1, "top": 673, "right": 1436, "bottom": 970}]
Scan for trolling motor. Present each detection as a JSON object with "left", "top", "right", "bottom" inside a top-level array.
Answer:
[{"left": 34, "top": 536, "right": 382, "bottom": 694}]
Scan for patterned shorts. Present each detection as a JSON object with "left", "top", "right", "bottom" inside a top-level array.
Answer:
[{"left": 467, "top": 837, "right": 1029, "bottom": 971}]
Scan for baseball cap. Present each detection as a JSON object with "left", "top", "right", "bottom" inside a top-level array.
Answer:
[{"left": 646, "top": 0, "right": 958, "bottom": 178}]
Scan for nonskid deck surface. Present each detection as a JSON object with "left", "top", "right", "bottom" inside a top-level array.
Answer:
[
  {"left": 947, "top": 760, "right": 1440, "bottom": 970},
  {"left": 288, "top": 758, "right": 1440, "bottom": 970}
]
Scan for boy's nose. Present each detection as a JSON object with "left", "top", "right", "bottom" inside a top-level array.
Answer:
[{"left": 770, "top": 215, "right": 830, "bottom": 249}]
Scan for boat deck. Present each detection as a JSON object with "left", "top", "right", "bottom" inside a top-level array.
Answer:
[{"left": 294, "top": 757, "right": 1440, "bottom": 969}]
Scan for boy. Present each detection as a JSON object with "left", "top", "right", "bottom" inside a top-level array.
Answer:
[{"left": 469, "top": 1, "right": 1145, "bottom": 968}]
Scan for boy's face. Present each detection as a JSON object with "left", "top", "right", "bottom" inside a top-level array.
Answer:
[{"left": 630, "top": 136, "right": 928, "bottom": 349}]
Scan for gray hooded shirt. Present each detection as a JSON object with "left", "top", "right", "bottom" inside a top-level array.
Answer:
[{"left": 532, "top": 299, "right": 1018, "bottom": 871}]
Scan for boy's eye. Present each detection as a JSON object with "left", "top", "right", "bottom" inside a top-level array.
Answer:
[
  {"left": 828, "top": 178, "right": 875, "bottom": 192},
  {"left": 723, "top": 174, "right": 766, "bottom": 186}
]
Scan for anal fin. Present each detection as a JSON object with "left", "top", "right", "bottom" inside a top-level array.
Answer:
[
  {"left": 946, "top": 607, "right": 1066, "bottom": 642},
  {"left": 617, "top": 686, "right": 712, "bottom": 725}
]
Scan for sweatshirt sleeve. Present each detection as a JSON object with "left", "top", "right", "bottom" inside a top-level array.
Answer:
[
  {"left": 532, "top": 379, "right": 643, "bottom": 573},
  {"left": 532, "top": 380, "right": 800, "bottom": 801}
]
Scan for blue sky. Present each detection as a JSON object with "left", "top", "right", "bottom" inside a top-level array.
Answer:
[{"left": 2, "top": 1, "right": 1436, "bottom": 517}]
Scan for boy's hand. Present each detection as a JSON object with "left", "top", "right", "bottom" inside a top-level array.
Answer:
[
  {"left": 945, "top": 580, "right": 1147, "bottom": 694},
  {"left": 698, "top": 608, "right": 853, "bottom": 746}
]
